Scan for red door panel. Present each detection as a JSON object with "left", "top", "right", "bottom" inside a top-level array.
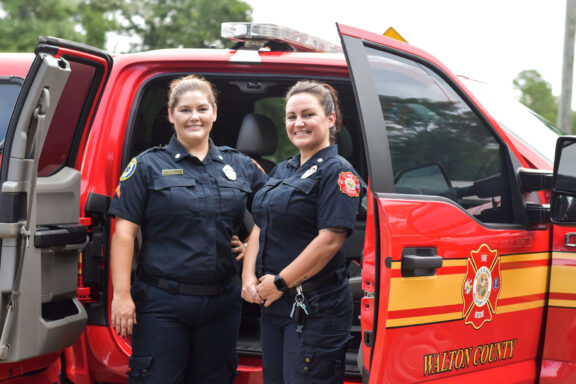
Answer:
[
  {"left": 540, "top": 225, "right": 576, "bottom": 383},
  {"left": 369, "top": 198, "right": 548, "bottom": 383}
]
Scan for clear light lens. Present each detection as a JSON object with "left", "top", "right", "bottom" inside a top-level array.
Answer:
[{"left": 221, "top": 23, "right": 342, "bottom": 53}]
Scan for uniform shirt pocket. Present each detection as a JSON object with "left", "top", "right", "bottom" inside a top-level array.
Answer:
[
  {"left": 217, "top": 177, "right": 252, "bottom": 218},
  {"left": 151, "top": 176, "right": 199, "bottom": 216},
  {"left": 278, "top": 177, "right": 318, "bottom": 213},
  {"left": 282, "top": 178, "right": 317, "bottom": 194}
]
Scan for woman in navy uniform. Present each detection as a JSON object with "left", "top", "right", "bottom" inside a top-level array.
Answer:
[
  {"left": 109, "top": 75, "right": 267, "bottom": 383},
  {"left": 242, "top": 80, "right": 361, "bottom": 383}
]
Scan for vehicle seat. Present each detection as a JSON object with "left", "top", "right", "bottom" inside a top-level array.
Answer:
[
  {"left": 236, "top": 113, "right": 278, "bottom": 173},
  {"left": 337, "top": 126, "right": 354, "bottom": 159}
]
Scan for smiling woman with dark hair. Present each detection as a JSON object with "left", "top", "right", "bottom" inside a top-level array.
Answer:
[{"left": 242, "top": 80, "right": 363, "bottom": 384}]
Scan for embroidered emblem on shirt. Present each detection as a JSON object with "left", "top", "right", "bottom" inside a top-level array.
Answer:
[
  {"left": 338, "top": 172, "right": 360, "bottom": 197},
  {"left": 162, "top": 169, "right": 183, "bottom": 176},
  {"left": 115, "top": 185, "right": 121, "bottom": 198},
  {"left": 120, "top": 158, "right": 137, "bottom": 181},
  {"left": 223, "top": 164, "right": 237, "bottom": 180},
  {"left": 301, "top": 165, "right": 318, "bottom": 179}
]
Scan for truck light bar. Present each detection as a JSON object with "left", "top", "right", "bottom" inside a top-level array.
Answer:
[{"left": 221, "top": 22, "right": 342, "bottom": 53}]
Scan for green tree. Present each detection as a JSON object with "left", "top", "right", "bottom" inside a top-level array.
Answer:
[
  {"left": 0, "top": 0, "right": 122, "bottom": 51},
  {"left": 513, "top": 70, "right": 558, "bottom": 124},
  {"left": 116, "top": 0, "right": 252, "bottom": 51},
  {"left": 0, "top": 0, "right": 250, "bottom": 53},
  {"left": 0, "top": 0, "right": 84, "bottom": 51},
  {"left": 79, "top": 0, "right": 124, "bottom": 48}
]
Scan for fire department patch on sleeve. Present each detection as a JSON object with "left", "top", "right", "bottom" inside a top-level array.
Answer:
[
  {"left": 337, "top": 171, "right": 360, "bottom": 197},
  {"left": 120, "top": 158, "right": 137, "bottom": 181},
  {"left": 251, "top": 158, "right": 266, "bottom": 174}
]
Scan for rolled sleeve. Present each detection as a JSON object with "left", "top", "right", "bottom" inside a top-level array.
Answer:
[
  {"left": 108, "top": 157, "right": 149, "bottom": 225},
  {"left": 316, "top": 161, "right": 361, "bottom": 234}
]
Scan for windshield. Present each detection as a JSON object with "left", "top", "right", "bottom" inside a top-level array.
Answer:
[{"left": 461, "top": 77, "right": 561, "bottom": 164}]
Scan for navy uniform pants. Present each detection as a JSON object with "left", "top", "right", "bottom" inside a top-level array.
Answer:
[
  {"left": 127, "top": 278, "right": 241, "bottom": 383},
  {"left": 260, "top": 282, "right": 353, "bottom": 384}
]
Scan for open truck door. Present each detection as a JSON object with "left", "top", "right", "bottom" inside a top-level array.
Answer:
[
  {"left": 0, "top": 38, "right": 111, "bottom": 380},
  {"left": 541, "top": 136, "right": 576, "bottom": 383},
  {"left": 339, "top": 24, "right": 553, "bottom": 383}
]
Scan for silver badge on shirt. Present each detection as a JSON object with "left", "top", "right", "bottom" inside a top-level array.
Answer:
[
  {"left": 301, "top": 165, "right": 318, "bottom": 179},
  {"left": 223, "top": 164, "right": 237, "bottom": 180}
]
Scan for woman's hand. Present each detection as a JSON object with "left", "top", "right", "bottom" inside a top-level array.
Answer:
[
  {"left": 110, "top": 217, "right": 140, "bottom": 338},
  {"left": 231, "top": 235, "right": 246, "bottom": 261},
  {"left": 242, "top": 273, "right": 264, "bottom": 304},
  {"left": 111, "top": 293, "right": 137, "bottom": 337},
  {"left": 257, "top": 274, "right": 284, "bottom": 307}
]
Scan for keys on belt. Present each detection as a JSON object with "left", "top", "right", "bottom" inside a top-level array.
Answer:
[{"left": 290, "top": 285, "right": 309, "bottom": 331}]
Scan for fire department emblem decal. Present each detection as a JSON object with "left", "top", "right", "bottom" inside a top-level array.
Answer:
[
  {"left": 462, "top": 244, "right": 501, "bottom": 329},
  {"left": 337, "top": 172, "right": 360, "bottom": 197}
]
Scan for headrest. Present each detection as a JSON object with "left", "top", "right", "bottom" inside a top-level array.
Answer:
[
  {"left": 337, "top": 126, "right": 353, "bottom": 159},
  {"left": 236, "top": 113, "right": 278, "bottom": 156}
]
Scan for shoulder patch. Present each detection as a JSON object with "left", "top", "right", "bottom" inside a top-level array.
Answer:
[
  {"left": 338, "top": 171, "right": 361, "bottom": 197},
  {"left": 120, "top": 158, "right": 137, "bottom": 181},
  {"left": 251, "top": 158, "right": 266, "bottom": 174}
]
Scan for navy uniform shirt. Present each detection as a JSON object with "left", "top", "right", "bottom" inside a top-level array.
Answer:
[
  {"left": 253, "top": 145, "right": 361, "bottom": 283},
  {"left": 109, "top": 135, "right": 268, "bottom": 284}
]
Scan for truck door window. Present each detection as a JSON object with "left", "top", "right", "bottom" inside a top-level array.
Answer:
[
  {"left": 38, "top": 61, "right": 97, "bottom": 176},
  {"left": 365, "top": 47, "right": 513, "bottom": 224}
]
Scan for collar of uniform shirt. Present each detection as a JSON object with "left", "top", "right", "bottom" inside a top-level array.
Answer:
[
  {"left": 287, "top": 144, "right": 339, "bottom": 169},
  {"left": 165, "top": 135, "right": 225, "bottom": 164}
]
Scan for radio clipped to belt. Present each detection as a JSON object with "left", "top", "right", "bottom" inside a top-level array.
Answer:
[{"left": 290, "top": 285, "right": 309, "bottom": 332}]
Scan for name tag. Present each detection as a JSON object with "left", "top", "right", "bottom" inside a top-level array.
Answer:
[{"left": 162, "top": 169, "right": 183, "bottom": 176}]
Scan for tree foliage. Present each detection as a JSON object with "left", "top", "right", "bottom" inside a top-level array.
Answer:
[
  {"left": 116, "top": 0, "right": 252, "bottom": 51},
  {"left": 0, "top": 0, "right": 86, "bottom": 51},
  {"left": 0, "top": 0, "right": 252, "bottom": 52},
  {"left": 513, "top": 70, "right": 558, "bottom": 124}
]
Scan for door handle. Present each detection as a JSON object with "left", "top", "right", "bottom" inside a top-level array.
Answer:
[{"left": 401, "top": 247, "right": 442, "bottom": 277}]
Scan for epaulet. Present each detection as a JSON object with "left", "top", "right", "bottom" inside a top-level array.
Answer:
[
  {"left": 328, "top": 154, "right": 353, "bottom": 168},
  {"left": 219, "top": 146, "right": 239, "bottom": 153},
  {"left": 137, "top": 145, "right": 165, "bottom": 158}
]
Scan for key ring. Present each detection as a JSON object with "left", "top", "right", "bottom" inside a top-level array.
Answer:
[{"left": 295, "top": 285, "right": 305, "bottom": 303}]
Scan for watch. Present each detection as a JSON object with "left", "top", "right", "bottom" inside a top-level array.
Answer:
[{"left": 274, "top": 274, "right": 288, "bottom": 292}]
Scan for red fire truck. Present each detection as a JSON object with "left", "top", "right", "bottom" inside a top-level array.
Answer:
[{"left": 0, "top": 22, "right": 574, "bottom": 383}]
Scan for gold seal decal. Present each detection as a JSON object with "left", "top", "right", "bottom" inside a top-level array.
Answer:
[{"left": 120, "top": 158, "right": 137, "bottom": 181}]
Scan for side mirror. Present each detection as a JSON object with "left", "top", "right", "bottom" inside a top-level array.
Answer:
[{"left": 551, "top": 136, "right": 576, "bottom": 224}]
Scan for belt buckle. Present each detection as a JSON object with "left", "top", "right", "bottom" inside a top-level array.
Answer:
[{"left": 162, "top": 279, "right": 179, "bottom": 294}]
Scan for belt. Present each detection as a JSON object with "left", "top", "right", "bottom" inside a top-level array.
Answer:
[
  {"left": 287, "top": 270, "right": 345, "bottom": 296},
  {"left": 137, "top": 269, "right": 238, "bottom": 296}
]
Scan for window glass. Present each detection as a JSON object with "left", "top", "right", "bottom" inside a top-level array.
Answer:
[
  {"left": 254, "top": 97, "right": 298, "bottom": 164},
  {"left": 0, "top": 80, "right": 22, "bottom": 145},
  {"left": 462, "top": 78, "right": 561, "bottom": 164},
  {"left": 364, "top": 46, "right": 512, "bottom": 223},
  {"left": 38, "top": 61, "right": 96, "bottom": 176}
]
